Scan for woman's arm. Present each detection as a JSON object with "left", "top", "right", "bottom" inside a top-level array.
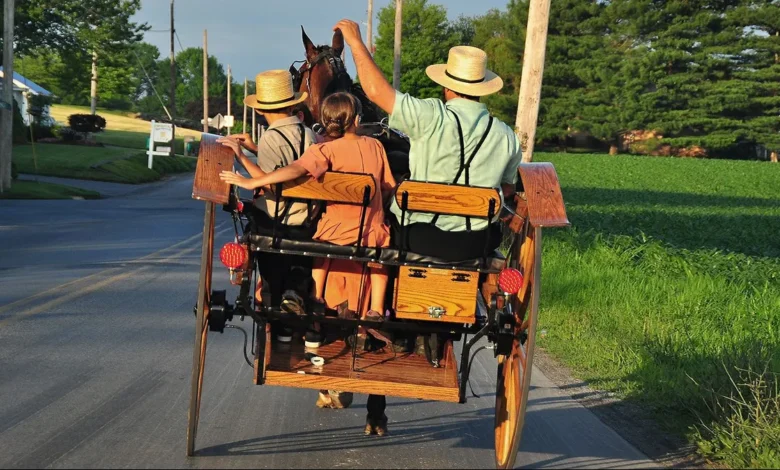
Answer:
[{"left": 219, "top": 164, "right": 308, "bottom": 191}]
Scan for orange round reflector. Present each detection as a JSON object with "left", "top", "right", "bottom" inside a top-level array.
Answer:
[
  {"left": 219, "top": 242, "right": 248, "bottom": 269},
  {"left": 498, "top": 268, "right": 524, "bottom": 294}
]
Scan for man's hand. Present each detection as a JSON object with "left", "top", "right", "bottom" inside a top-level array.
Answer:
[
  {"left": 219, "top": 170, "right": 257, "bottom": 190},
  {"left": 333, "top": 19, "right": 396, "bottom": 114},
  {"left": 333, "top": 19, "right": 362, "bottom": 48}
]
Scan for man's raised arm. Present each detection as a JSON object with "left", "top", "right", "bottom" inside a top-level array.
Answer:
[{"left": 334, "top": 19, "right": 396, "bottom": 114}]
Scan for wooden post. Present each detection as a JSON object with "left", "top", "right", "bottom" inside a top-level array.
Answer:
[
  {"left": 514, "top": 0, "right": 551, "bottom": 163},
  {"left": 367, "top": 0, "right": 374, "bottom": 54},
  {"left": 169, "top": 0, "right": 176, "bottom": 156},
  {"left": 252, "top": 106, "right": 256, "bottom": 143},
  {"left": 393, "top": 0, "right": 402, "bottom": 90},
  {"left": 202, "top": 30, "right": 209, "bottom": 133},
  {"left": 0, "top": 0, "right": 14, "bottom": 192},
  {"left": 243, "top": 77, "right": 248, "bottom": 135},
  {"left": 226, "top": 65, "right": 231, "bottom": 136},
  {"left": 90, "top": 50, "right": 98, "bottom": 115}
]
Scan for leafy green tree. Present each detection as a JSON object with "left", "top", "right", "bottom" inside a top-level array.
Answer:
[
  {"left": 374, "top": 0, "right": 463, "bottom": 98},
  {"left": 731, "top": 0, "right": 780, "bottom": 161}
]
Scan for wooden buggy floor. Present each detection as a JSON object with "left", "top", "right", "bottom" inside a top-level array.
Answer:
[{"left": 263, "top": 339, "right": 461, "bottom": 403}]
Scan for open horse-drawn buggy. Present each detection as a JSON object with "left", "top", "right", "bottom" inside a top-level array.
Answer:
[{"left": 185, "top": 25, "right": 569, "bottom": 470}]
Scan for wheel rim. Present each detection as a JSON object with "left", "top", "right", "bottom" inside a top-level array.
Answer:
[{"left": 494, "top": 339, "right": 524, "bottom": 468}]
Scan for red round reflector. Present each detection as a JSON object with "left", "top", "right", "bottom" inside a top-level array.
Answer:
[
  {"left": 219, "top": 242, "right": 248, "bottom": 269},
  {"left": 498, "top": 268, "right": 524, "bottom": 294},
  {"left": 236, "top": 200, "right": 244, "bottom": 212}
]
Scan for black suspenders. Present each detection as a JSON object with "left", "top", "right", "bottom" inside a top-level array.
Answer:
[
  {"left": 430, "top": 110, "right": 494, "bottom": 230},
  {"left": 270, "top": 123, "right": 305, "bottom": 165},
  {"left": 268, "top": 124, "right": 309, "bottom": 222}
]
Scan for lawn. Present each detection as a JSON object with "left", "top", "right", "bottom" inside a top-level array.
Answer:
[
  {"left": 534, "top": 152, "right": 780, "bottom": 468},
  {"left": 0, "top": 180, "right": 100, "bottom": 199},
  {"left": 49, "top": 104, "right": 201, "bottom": 153},
  {"left": 13, "top": 143, "right": 196, "bottom": 184}
]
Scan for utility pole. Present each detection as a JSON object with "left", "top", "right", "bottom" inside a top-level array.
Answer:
[
  {"left": 367, "top": 0, "right": 373, "bottom": 54},
  {"left": 1, "top": 0, "right": 15, "bottom": 192},
  {"left": 202, "top": 30, "right": 208, "bottom": 133},
  {"left": 226, "top": 65, "right": 231, "bottom": 136},
  {"left": 514, "top": 0, "right": 551, "bottom": 163},
  {"left": 90, "top": 50, "right": 98, "bottom": 115},
  {"left": 242, "top": 77, "right": 247, "bottom": 135},
  {"left": 169, "top": 0, "right": 175, "bottom": 156},
  {"left": 393, "top": 0, "right": 402, "bottom": 90}
]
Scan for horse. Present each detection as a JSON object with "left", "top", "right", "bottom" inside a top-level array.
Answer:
[{"left": 291, "top": 27, "right": 410, "bottom": 180}]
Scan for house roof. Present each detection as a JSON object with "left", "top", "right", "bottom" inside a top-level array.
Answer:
[{"left": 0, "top": 67, "right": 52, "bottom": 96}]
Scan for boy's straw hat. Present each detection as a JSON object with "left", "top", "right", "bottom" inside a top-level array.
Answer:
[
  {"left": 426, "top": 46, "right": 503, "bottom": 97},
  {"left": 244, "top": 70, "right": 308, "bottom": 111}
]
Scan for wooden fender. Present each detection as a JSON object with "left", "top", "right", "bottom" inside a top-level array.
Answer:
[{"left": 518, "top": 162, "right": 569, "bottom": 228}]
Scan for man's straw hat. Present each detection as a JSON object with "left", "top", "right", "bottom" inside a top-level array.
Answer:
[
  {"left": 244, "top": 70, "right": 308, "bottom": 111},
  {"left": 426, "top": 46, "right": 503, "bottom": 97}
]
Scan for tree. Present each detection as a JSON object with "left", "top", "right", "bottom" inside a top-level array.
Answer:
[
  {"left": 374, "top": 0, "right": 463, "bottom": 98},
  {"left": 0, "top": 0, "right": 81, "bottom": 60},
  {"left": 69, "top": 0, "right": 147, "bottom": 114},
  {"left": 732, "top": 0, "right": 780, "bottom": 161}
]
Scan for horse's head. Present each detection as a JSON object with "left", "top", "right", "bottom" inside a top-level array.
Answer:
[{"left": 291, "top": 26, "right": 352, "bottom": 126}]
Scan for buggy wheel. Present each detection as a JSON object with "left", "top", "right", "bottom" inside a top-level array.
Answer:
[
  {"left": 186, "top": 202, "right": 216, "bottom": 457},
  {"left": 494, "top": 226, "right": 541, "bottom": 469}
]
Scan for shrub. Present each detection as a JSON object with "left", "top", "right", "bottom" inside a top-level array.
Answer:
[
  {"left": 27, "top": 94, "right": 53, "bottom": 118},
  {"left": 60, "top": 127, "right": 84, "bottom": 142},
  {"left": 11, "top": 161, "right": 18, "bottom": 180},
  {"left": 68, "top": 114, "right": 107, "bottom": 133},
  {"left": 26, "top": 123, "right": 59, "bottom": 142},
  {"left": 12, "top": 99, "right": 26, "bottom": 144}
]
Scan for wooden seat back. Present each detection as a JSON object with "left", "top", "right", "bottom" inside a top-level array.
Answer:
[
  {"left": 280, "top": 172, "right": 376, "bottom": 204},
  {"left": 394, "top": 180, "right": 501, "bottom": 218}
]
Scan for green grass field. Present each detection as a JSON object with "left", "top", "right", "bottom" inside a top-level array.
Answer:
[
  {"left": 0, "top": 180, "right": 100, "bottom": 199},
  {"left": 49, "top": 104, "right": 200, "bottom": 154},
  {"left": 14, "top": 144, "right": 196, "bottom": 184},
  {"left": 535, "top": 152, "right": 780, "bottom": 468}
]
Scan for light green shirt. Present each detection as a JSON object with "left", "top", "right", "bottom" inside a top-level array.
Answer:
[{"left": 389, "top": 91, "right": 523, "bottom": 231}]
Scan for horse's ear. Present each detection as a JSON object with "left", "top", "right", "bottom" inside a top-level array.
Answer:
[
  {"left": 332, "top": 29, "right": 344, "bottom": 56},
  {"left": 301, "top": 26, "right": 317, "bottom": 60}
]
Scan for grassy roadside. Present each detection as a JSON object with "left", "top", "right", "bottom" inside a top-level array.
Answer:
[
  {"left": 13, "top": 144, "right": 196, "bottom": 184},
  {"left": 0, "top": 180, "right": 101, "bottom": 199},
  {"left": 535, "top": 152, "right": 780, "bottom": 468}
]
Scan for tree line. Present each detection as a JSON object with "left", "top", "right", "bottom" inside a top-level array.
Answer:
[
  {"left": 2, "top": 0, "right": 249, "bottom": 131},
  {"left": 375, "top": 0, "right": 779, "bottom": 160},
  {"left": 6, "top": 0, "right": 778, "bottom": 159}
]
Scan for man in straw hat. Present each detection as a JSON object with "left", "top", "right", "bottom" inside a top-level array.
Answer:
[
  {"left": 333, "top": 19, "right": 522, "bottom": 261},
  {"left": 334, "top": 19, "right": 523, "bottom": 435}
]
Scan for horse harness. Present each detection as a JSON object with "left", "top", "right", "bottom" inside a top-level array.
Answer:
[
  {"left": 429, "top": 109, "right": 495, "bottom": 231},
  {"left": 290, "top": 49, "right": 349, "bottom": 98}
]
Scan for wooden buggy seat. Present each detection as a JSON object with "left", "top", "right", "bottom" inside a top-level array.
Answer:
[{"left": 246, "top": 176, "right": 506, "bottom": 273}]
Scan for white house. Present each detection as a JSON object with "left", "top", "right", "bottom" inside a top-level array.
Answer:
[{"left": 0, "top": 67, "right": 53, "bottom": 126}]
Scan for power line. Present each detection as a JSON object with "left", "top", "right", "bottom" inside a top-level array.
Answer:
[
  {"left": 131, "top": 46, "right": 172, "bottom": 121},
  {"left": 175, "top": 30, "right": 185, "bottom": 53}
]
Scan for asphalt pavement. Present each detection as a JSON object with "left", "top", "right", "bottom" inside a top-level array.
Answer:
[{"left": 0, "top": 174, "right": 659, "bottom": 469}]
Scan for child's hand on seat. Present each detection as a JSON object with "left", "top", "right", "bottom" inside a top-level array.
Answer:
[{"left": 220, "top": 170, "right": 256, "bottom": 190}]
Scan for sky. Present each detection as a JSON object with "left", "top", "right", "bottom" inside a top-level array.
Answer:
[{"left": 132, "top": 0, "right": 511, "bottom": 85}]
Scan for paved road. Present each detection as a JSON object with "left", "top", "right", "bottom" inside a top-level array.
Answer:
[{"left": 0, "top": 175, "right": 658, "bottom": 469}]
